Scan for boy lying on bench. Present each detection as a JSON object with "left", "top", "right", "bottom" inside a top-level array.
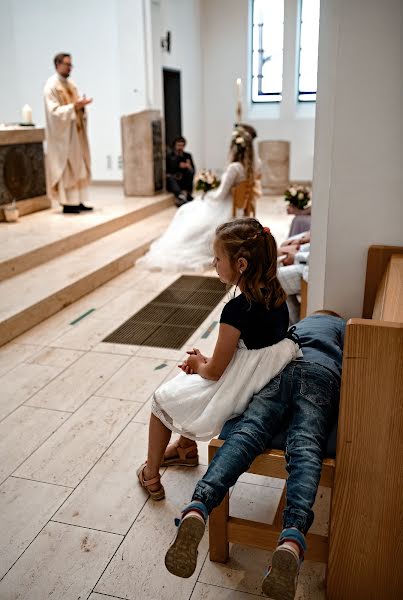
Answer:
[{"left": 164, "top": 311, "right": 345, "bottom": 600}]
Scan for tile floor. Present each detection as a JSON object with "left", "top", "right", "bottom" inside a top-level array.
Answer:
[{"left": 0, "top": 195, "right": 326, "bottom": 600}]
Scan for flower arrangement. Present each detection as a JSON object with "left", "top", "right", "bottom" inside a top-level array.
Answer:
[
  {"left": 284, "top": 185, "right": 311, "bottom": 210},
  {"left": 194, "top": 170, "right": 220, "bottom": 195}
]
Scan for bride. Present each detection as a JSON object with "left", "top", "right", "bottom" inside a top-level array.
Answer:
[{"left": 138, "top": 126, "right": 258, "bottom": 272}]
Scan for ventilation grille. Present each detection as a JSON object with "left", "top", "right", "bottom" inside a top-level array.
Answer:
[{"left": 103, "top": 275, "right": 226, "bottom": 349}]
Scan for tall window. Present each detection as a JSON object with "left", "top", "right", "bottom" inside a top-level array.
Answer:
[
  {"left": 251, "top": 0, "right": 285, "bottom": 103},
  {"left": 298, "top": 0, "right": 320, "bottom": 102}
]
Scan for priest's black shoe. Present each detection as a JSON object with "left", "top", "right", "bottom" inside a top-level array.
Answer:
[
  {"left": 78, "top": 203, "right": 94, "bottom": 211},
  {"left": 63, "top": 205, "right": 81, "bottom": 214}
]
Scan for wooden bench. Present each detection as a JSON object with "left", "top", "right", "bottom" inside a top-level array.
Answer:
[{"left": 208, "top": 245, "right": 403, "bottom": 599}]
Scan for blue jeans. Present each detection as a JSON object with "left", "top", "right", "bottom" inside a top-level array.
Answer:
[{"left": 192, "top": 361, "right": 340, "bottom": 534}]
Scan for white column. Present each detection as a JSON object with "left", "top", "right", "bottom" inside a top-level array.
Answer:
[{"left": 308, "top": 0, "right": 403, "bottom": 318}]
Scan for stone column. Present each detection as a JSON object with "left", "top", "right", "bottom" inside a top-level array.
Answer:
[
  {"left": 258, "top": 140, "right": 290, "bottom": 195},
  {"left": 121, "top": 109, "right": 164, "bottom": 196}
]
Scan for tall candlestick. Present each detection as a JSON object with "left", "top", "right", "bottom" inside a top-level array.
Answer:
[
  {"left": 236, "top": 78, "right": 242, "bottom": 103},
  {"left": 236, "top": 78, "right": 242, "bottom": 122}
]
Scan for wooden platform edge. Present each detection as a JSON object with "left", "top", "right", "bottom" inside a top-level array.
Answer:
[{"left": 0, "top": 195, "right": 173, "bottom": 282}]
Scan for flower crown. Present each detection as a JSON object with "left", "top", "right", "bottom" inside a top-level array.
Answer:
[{"left": 231, "top": 126, "right": 251, "bottom": 148}]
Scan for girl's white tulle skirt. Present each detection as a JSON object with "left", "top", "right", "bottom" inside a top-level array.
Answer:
[{"left": 152, "top": 338, "right": 302, "bottom": 441}]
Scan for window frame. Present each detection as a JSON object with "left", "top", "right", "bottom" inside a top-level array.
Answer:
[
  {"left": 250, "top": 0, "right": 285, "bottom": 104},
  {"left": 297, "top": 0, "right": 320, "bottom": 103}
]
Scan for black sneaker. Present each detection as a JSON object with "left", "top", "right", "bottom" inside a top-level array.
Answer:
[
  {"left": 63, "top": 205, "right": 81, "bottom": 214},
  {"left": 78, "top": 203, "right": 94, "bottom": 211}
]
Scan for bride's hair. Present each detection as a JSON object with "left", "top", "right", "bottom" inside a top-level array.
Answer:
[
  {"left": 229, "top": 126, "right": 256, "bottom": 196},
  {"left": 215, "top": 217, "right": 287, "bottom": 310}
]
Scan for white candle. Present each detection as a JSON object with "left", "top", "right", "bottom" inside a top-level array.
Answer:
[
  {"left": 22, "top": 104, "right": 33, "bottom": 124},
  {"left": 236, "top": 78, "right": 242, "bottom": 103}
]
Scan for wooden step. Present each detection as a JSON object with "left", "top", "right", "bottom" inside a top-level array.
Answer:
[
  {"left": 0, "top": 207, "right": 175, "bottom": 346},
  {"left": 0, "top": 192, "right": 173, "bottom": 282}
]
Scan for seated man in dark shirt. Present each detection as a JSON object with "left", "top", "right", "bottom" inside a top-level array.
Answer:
[
  {"left": 164, "top": 311, "right": 345, "bottom": 600},
  {"left": 166, "top": 136, "right": 195, "bottom": 207}
]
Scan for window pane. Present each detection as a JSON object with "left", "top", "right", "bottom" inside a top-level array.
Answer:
[
  {"left": 251, "top": 0, "right": 284, "bottom": 103},
  {"left": 298, "top": 0, "right": 320, "bottom": 102}
]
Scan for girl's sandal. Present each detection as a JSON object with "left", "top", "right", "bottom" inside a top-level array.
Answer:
[
  {"left": 161, "top": 442, "right": 199, "bottom": 467},
  {"left": 136, "top": 463, "right": 165, "bottom": 501}
]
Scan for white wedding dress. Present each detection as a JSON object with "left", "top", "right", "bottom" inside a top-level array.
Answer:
[
  {"left": 152, "top": 337, "right": 302, "bottom": 441},
  {"left": 138, "top": 162, "right": 246, "bottom": 271}
]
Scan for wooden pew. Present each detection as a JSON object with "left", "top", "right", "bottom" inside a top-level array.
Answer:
[{"left": 208, "top": 245, "right": 403, "bottom": 599}]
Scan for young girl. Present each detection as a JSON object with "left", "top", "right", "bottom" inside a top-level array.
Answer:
[{"left": 137, "top": 218, "right": 301, "bottom": 500}]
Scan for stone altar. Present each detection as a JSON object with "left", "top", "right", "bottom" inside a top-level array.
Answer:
[
  {"left": 258, "top": 140, "right": 290, "bottom": 195},
  {"left": 0, "top": 126, "right": 50, "bottom": 221},
  {"left": 121, "top": 110, "right": 164, "bottom": 196}
]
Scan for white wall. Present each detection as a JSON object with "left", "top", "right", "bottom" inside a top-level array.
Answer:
[
  {"left": 149, "top": 0, "right": 204, "bottom": 169},
  {"left": 308, "top": 0, "right": 403, "bottom": 318},
  {"left": 0, "top": 0, "right": 204, "bottom": 180},
  {"left": 0, "top": 0, "right": 148, "bottom": 181},
  {"left": 201, "top": 0, "right": 316, "bottom": 179},
  {"left": 0, "top": 1, "right": 19, "bottom": 121}
]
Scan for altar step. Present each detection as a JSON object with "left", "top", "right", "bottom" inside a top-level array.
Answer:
[
  {"left": 0, "top": 206, "right": 175, "bottom": 346},
  {"left": 0, "top": 192, "right": 173, "bottom": 282}
]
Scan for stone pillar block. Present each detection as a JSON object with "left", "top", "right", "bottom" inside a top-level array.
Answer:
[
  {"left": 121, "top": 110, "right": 164, "bottom": 196},
  {"left": 258, "top": 140, "right": 290, "bottom": 195}
]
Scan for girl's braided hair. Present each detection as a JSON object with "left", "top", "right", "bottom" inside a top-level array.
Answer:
[{"left": 215, "top": 218, "right": 287, "bottom": 309}]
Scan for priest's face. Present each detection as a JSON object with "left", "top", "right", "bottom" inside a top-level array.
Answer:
[{"left": 57, "top": 57, "right": 73, "bottom": 78}]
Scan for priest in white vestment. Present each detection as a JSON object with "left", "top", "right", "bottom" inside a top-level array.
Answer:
[{"left": 44, "top": 53, "right": 93, "bottom": 214}]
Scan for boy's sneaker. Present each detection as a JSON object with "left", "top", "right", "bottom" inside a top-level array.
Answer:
[
  {"left": 165, "top": 501, "right": 207, "bottom": 578},
  {"left": 262, "top": 527, "right": 306, "bottom": 599},
  {"left": 262, "top": 545, "right": 300, "bottom": 599}
]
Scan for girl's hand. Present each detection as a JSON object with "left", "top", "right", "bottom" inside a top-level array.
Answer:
[
  {"left": 178, "top": 363, "right": 194, "bottom": 375},
  {"left": 186, "top": 348, "right": 208, "bottom": 363},
  {"left": 186, "top": 350, "right": 206, "bottom": 372}
]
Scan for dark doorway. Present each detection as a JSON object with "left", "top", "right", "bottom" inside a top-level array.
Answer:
[{"left": 163, "top": 68, "right": 182, "bottom": 152}]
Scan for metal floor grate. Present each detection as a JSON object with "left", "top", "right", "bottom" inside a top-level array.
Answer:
[{"left": 103, "top": 275, "right": 227, "bottom": 349}]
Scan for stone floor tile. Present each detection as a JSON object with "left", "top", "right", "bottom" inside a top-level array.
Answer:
[
  {"left": 95, "top": 467, "right": 209, "bottom": 600},
  {"left": 0, "top": 362, "right": 60, "bottom": 421},
  {"left": 294, "top": 561, "right": 327, "bottom": 599},
  {"left": 94, "top": 289, "right": 156, "bottom": 321},
  {"left": 89, "top": 594, "right": 126, "bottom": 600},
  {"left": 238, "top": 472, "right": 286, "bottom": 489},
  {"left": 190, "top": 582, "right": 262, "bottom": 600},
  {"left": 0, "top": 343, "right": 40, "bottom": 378},
  {"left": 131, "top": 396, "right": 153, "bottom": 424},
  {"left": 135, "top": 345, "right": 187, "bottom": 361},
  {"left": 0, "top": 477, "right": 71, "bottom": 579},
  {"left": 27, "top": 351, "right": 129, "bottom": 412},
  {"left": 54, "top": 422, "right": 149, "bottom": 534},
  {"left": 198, "top": 543, "right": 270, "bottom": 596},
  {"left": 199, "top": 543, "right": 326, "bottom": 600},
  {"left": 26, "top": 347, "right": 84, "bottom": 369},
  {"left": 15, "top": 396, "right": 141, "bottom": 487},
  {"left": 0, "top": 521, "right": 122, "bottom": 600},
  {"left": 92, "top": 341, "right": 140, "bottom": 356},
  {"left": 230, "top": 482, "right": 283, "bottom": 524},
  {"left": 0, "top": 406, "right": 70, "bottom": 484},
  {"left": 48, "top": 317, "right": 119, "bottom": 351},
  {"left": 96, "top": 355, "right": 176, "bottom": 402},
  {"left": 111, "top": 267, "right": 179, "bottom": 292}
]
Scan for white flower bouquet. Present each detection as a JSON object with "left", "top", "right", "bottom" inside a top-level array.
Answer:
[
  {"left": 194, "top": 170, "right": 220, "bottom": 195},
  {"left": 284, "top": 185, "right": 311, "bottom": 210}
]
